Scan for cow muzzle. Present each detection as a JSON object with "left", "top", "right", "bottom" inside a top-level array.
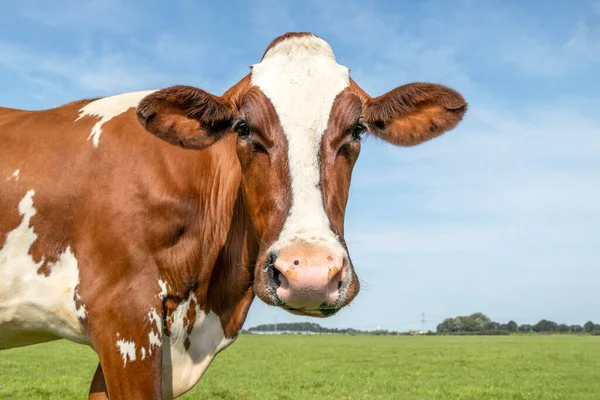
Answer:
[{"left": 263, "top": 241, "right": 352, "bottom": 316}]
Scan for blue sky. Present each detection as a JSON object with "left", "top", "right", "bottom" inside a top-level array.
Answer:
[{"left": 1, "top": 0, "right": 598, "bottom": 331}]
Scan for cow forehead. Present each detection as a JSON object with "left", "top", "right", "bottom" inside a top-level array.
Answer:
[{"left": 250, "top": 35, "right": 350, "bottom": 134}]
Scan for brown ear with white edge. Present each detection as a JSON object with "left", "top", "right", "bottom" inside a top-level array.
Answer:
[
  {"left": 137, "top": 85, "right": 235, "bottom": 150},
  {"left": 362, "top": 82, "right": 467, "bottom": 146}
]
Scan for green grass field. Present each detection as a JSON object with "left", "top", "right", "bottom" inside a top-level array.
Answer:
[{"left": 1, "top": 335, "right": 599, "bottom": 399}]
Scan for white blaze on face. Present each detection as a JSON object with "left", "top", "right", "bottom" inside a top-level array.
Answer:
[
  {"left": 76, "top": 90, "right": 156, "bottom": 147},
  {"left": 250, "top": 35, "right": 350, "bottom": 253},
  {"left": 0, "top": 190, "right": 89, "bottom": 347}
]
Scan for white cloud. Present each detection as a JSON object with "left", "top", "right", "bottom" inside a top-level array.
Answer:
[
  {"left": 316, "top": 0, "right": 600, "bottom": 82},
  {"left": 17, "top": 0, "right": 147, "bottom": 34},
  {"left": 0, "top": 31, "right": 252, "bottom": 107},
  {"left": 39, "top": 52, "right": 169, "bottom": 94},
  {"left": 0, "top": 39, "right": 188, "bottom": 104},
  {"left": 499, "top": 22, "right": 600, "bottom": 76},
  {"left": 565, "top": 20, "right": 600, "bottom": 63}
]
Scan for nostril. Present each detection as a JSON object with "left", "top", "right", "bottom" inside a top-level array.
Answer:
[
  {"left": 326, "top": 265, "right": 346, "bottom": 305},
  {"left": 265, "top": 252, "right": 289, "bottom": 291},
  {"left": 265, "top": 252, "right": 282, "bottom": 288},
  {"left": 273, "top": 267, "right": 282, "bottom": 287},
  {"left": 331, "top": 266, "right": 346, "bottom": 292}
]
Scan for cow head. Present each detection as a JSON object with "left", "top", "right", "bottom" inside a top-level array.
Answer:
[{"left": 137, "top": 32, "right": 466, "bottom": 317}]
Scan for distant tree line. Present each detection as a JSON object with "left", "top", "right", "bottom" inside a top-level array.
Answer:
[
  {"left": 245, "top": 322, "right": 378, "bottom": 335},
  {"left": 243, "top": 316, "right": 600, "bottom": 336},
  {"left": 245, "top": 322, "right": 409, "bottom": 335},
  {"left": 436, "top": 313, "right": 600, "bottom": 335},
  {"left": 246, "top": 322, "right": 364, "bottom": 334}
]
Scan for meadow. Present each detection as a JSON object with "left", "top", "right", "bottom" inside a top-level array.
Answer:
[{"left": 1, "top": 335, "right": 598, "bottom": 399}]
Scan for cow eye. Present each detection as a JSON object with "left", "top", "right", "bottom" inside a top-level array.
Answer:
[
  {"left": 235, "top": 121, "right": 250, "bottom": 138},
  {"left": 351, "top": 123, "right": 365, "bottom": 140}
]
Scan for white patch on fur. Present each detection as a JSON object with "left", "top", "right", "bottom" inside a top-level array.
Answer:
[
  {"left": 161, "top": 292, "right": 234, "bottom": 399},
  {"left": 74, "top": 289, "right": 87, "bottom": 320},
  {"left": 137, "top": 279, "right": 169, "bottom": 358},
  {"left": 0, "top": 190, "right": 89, "bottom": 348},
  {"left": 158, "top": 279, "right": 168, "bottom": 300},
  {"left": 6, "top": 170, "right": 19, "bottom": 181},
  {"left": 250, "top": 35, "right": 349, "bottom": 254},
  {"left": 147, "top": 307, "right": 162, "bottom": 355},
  {"left": 76, "top": 90, "right": 156, "bottom": 147},
  {"left": 116, "top": 336, "right": 137, "bottom": 366}
]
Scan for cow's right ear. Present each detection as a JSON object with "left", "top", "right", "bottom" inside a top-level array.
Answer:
[{"left": 137, "top": 85, "right": 235, "bottom": 150}]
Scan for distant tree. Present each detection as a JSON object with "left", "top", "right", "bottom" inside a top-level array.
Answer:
[
  {"left": 436, "top": 318, "right": 455, "bottom": 333},
  {"left": 594, "top": 324, "right": 600, "bottom": 333},
  {"left": 533, "top": 319, "right": 558, "bottom": 332},
  {"left": 557, "top": 324, "right": 570, "bottom": 333},
  {"left": 486, "top": 322, "right": 501, "bottom": 332},
  {"left": 506, "top": 320, "right": 518, "bottom": 332},
  {"left": 451, "top": 318, "right": 465, "bottom": 332},
  {"left": 584, "top": 321, "right": 595, "bottom": 333},
  {"left": 470, "top": 313, "right": 492, "bottom": 331},
  {"left": 437, "top": 314, "right": 494, "bottom": 333},
  {"left": 569, "top": 325, "right": 583, "bottom": 333},
  {"left": 451, "top": 317, "right": 465, "bottom": 332},
  {"left": 519, "top": 324, "right": 533, "bottom": 333},
  {"left": 506, "top": 320, "right": 519, "bottom": 332}
]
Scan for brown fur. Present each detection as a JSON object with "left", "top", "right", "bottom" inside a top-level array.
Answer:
[
  {"left": 0, "top": 96, "right": 254, "bottom": 397},
  {"left": 137, "top": 85, "right": 235, "bottom": 149},
  {"left": 321, "top": 88, "right": 363, "bottom": 237},
  {"left": 232, "top": 87, "right": 293, "bottom": 307},
  {"left": 361, "top": 82, "right": 467, "bottom": 146},
  {"left": 318, "top": 88, "right": 365, "bottom": 305}
]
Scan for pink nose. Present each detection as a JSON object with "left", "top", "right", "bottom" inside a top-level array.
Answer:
[{"left": 271, "top": 243, "right": 346, "bottom": 310}]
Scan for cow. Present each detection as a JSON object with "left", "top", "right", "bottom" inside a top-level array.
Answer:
[{"left": 0, "top": 32, "right": 466, "bottom": 399}]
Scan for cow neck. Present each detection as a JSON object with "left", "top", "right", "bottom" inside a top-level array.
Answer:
[{"left": 158, "top": 138, "right": 257, "bottom": 338}]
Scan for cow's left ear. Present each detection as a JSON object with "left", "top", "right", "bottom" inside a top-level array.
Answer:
[
  {"left": 363, "top": 83, "right": 467, "bottom": 146},
  {"left": 137, "top": 85, "right": 235, "bottom": 150}
]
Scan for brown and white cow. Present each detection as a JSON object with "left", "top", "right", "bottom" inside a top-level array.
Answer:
[{"left": 0, "top": 32, "right": 466, "bottom": 398}]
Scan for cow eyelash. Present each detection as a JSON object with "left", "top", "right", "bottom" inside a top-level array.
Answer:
[{"left": 253, "top": 142, "right": 268, "bottom": 154}]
